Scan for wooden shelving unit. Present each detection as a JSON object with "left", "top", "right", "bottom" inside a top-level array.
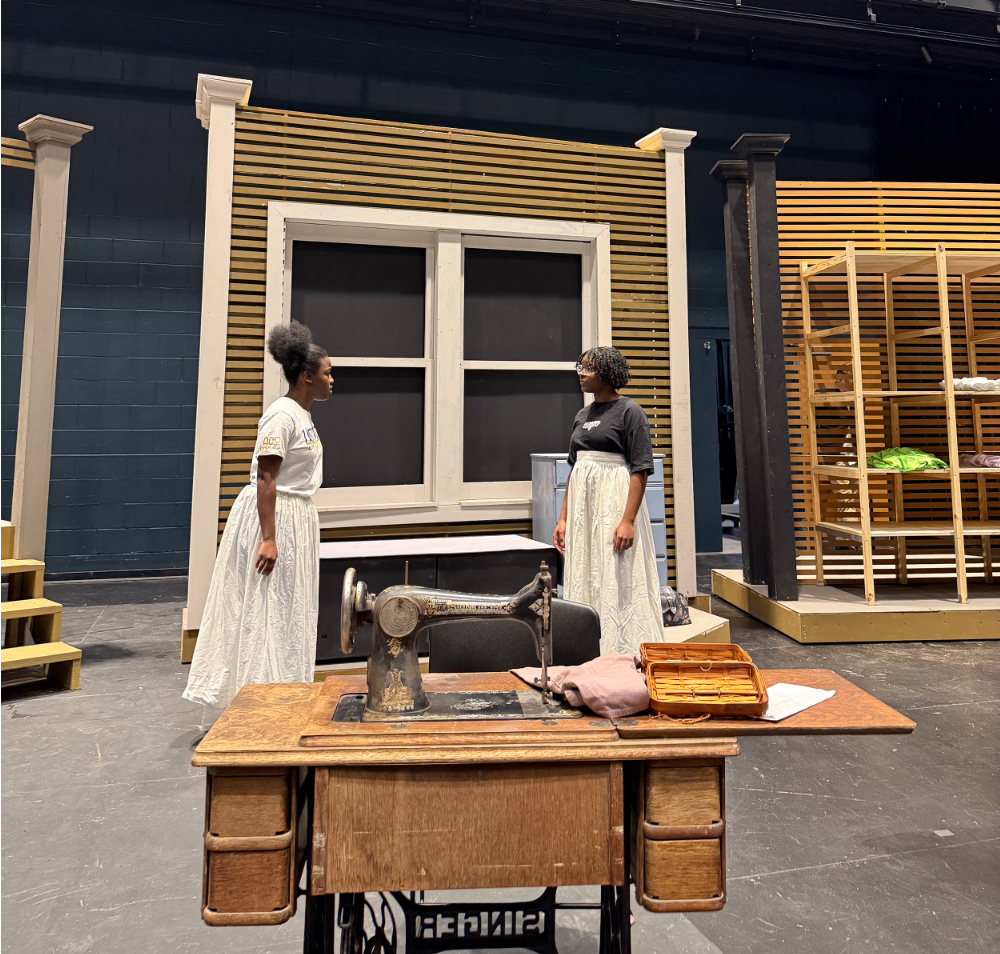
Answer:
[{"left": 800, "top": 243, "right": 1000, "bottom": 605}]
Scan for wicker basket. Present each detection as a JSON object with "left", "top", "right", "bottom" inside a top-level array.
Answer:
[
  {"left": 639, "top": 642, "right": 752, "bottom": 670},
  {"left": 646, "top": 660, "right": 769, "bottom": 718}
]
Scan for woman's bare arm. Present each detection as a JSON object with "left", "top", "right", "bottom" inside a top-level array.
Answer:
[
  {"left": 255, "top": 455, "right": 282, "bottom": 575},
  {"left": 613, "top": 471, "right": 647, "bottom": 552}
]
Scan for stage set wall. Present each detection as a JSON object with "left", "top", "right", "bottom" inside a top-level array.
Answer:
[
  {"left": 215, "top": 105, "right": 674, "bottom": 551},
  {"left": 3, "top": 0, "right": 993, "bottom": 575}
]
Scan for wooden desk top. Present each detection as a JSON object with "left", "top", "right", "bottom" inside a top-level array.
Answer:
[
  {"left": 191, "top": 669, "right": 912, "bottom": 769},
  {"left": 298, "top": 671, "right": 621, "bottom": 748},
  {"left": 193, "top": 673, "right": 741, "bottom": 768},
  {"left": 615, "top": 669, "right": 915, "bottom": 738}
]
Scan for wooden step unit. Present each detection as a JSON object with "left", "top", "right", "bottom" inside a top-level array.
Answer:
[
  {"left": 1, "top": 521, "right": 81, "bottom": 690},
  {"left": 1, "top": 597, "right": 63, "bottom": 625},
  {"left": 1, "top": 642, "right": 81, "bottom": 690}
]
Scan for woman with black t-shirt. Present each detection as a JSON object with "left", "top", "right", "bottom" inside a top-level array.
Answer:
[{"left": 553, "top": 347, "right": 663, "bottom": 655}]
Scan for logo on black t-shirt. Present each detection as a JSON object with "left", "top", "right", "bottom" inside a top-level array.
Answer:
[{"left": 582, "top": 420, "right": 601, "bottom": 430}]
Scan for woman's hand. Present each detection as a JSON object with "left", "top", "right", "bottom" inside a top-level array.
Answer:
[
  {"left": 614, "top": 472, "right": 646, "bottom": 553},
  {"left": 256, "top": 539, "right": 278, "bottom": 575},
  {"left": 553, "top": 518, "right": 567, "bottom": 554},
  {"left": 613, "top": 519, "right": 635, "bottom": 552}
]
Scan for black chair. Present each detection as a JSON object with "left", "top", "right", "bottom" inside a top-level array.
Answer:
[{"left": 427, "top": 596, "right": 601, "bottom": 673}]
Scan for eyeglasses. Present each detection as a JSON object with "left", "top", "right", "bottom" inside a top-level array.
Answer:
[{"left": 574, "top": 363, "right": 594, "bottom": 374}]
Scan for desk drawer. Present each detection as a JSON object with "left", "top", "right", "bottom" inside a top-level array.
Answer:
[
  {"left": 645, "top": 764, "right": 722, "bottom": 833},
  {"left": 641, "top": 839, "right": 724, "bottom": 910},
  {"left": 202, "top": 768, "right": 299, "bottom": 926},
  {"left": 208, "top": 773, "right": 291, "bottom": 837},
  {"left": 634, "top": 759, "right": 726, "bottom": 913},
  {"left": 314, "top": 762, "right": 624, "bottom": 893},
  {"left": 207, "top": 849, "right": 291, "bottom": 914}
]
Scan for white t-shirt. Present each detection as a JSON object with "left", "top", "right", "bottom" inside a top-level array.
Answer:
[{"left": 249, "top": 397, "right": 323, "bottom": 497}]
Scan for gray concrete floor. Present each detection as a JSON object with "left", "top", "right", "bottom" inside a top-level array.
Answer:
[{"left": 2, "top": 560, "right": 998, "bottom": 954}]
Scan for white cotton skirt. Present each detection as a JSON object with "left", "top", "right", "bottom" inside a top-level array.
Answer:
[
  {"left": 183, "top": 484, "right": 320, "bottom": 708},
  {"left": 563, "top": 451, "right": 664, "bottom": 656}
]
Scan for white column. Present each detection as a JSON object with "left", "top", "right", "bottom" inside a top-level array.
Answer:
[
  {"left": 432, "top": 232, "right": 463, "bottom": 508},
  {"left": 636, "top": 127, "right": 698, "bottom": 596},
  {"left": 10, "top": 115, "right": 92, "bottom": 562},
  {"left": 185, "top": 75, "right": 253, "bottom": 635}
]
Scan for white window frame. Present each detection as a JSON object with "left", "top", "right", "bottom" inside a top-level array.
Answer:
[{"left": 264, "top": 202, "right": 611, "bottom": 529}]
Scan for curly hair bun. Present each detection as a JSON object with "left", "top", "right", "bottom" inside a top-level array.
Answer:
[{"left": 268, "top": 320, "right": 328, "bottom": 384}]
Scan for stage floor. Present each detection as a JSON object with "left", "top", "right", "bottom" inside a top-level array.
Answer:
[
  {"left": 712, "top": 568, "right": 1000, "bottom": 643},
  {"left": 3, "top": 565, "right": 998, "bottom": 954}
]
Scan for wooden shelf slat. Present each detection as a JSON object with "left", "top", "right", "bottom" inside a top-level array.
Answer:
[
  {"left": 805, "top": 323, "right": 851, "bottom": 341},
  {"left": 809, "top": 390, "right": 948, "bottom": 405},
  {"left": 815, "top": 520, "right": 1000, "bottom": 539},
  {"left": 894, "top": 325, "right": 944, "bottom": 341}
]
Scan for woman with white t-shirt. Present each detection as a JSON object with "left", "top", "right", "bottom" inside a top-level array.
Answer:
[{"left": 184, "top": 321, "right": 333, "bottom": 708}]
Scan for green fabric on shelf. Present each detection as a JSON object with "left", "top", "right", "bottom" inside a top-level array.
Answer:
[{"left": 866, "top": 447, "right": 948, "bottom": 472}]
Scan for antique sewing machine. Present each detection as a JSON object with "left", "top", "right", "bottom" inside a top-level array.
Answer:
[{"left": 339, "top": 561, "right": 557, "bottom": 715}]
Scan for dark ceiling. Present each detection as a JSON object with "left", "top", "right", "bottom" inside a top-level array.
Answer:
[{"left": 232, "top": 0, "right": 1000, "bottom": 78}]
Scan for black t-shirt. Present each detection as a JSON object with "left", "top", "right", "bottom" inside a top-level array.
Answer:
[{"left": 567, "top": 397, "right": 655, "bottom": 475}]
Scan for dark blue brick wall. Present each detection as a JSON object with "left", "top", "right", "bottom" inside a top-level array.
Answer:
[
  {"left": 2, "top": 0, "right": 880, "bottom": 574},
  {"left": 2, "top": 71, "right": 205, "bottom": 573}
]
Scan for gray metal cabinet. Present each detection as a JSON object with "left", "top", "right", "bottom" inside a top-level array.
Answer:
[{"left": 531, "top": 453, "right": 667, "bottom": 586}]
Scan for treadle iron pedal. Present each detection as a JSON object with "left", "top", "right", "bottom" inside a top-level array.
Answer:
[{"left": 339, "top": 562, "right": 558, "bottom": 716}]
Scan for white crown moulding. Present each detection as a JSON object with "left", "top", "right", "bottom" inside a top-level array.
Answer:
[
  {"left": 195, "top": 74, "right": 253, "bottom": 129},
  {"left": 635, "top": 128, "right": 698, "bottom": 153},
  {"left": 18, "top": 115, "right": 93, "bottom": 146}
]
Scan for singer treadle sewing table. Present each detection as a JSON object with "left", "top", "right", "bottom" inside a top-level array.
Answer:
[{"left": 192, "top": 670, "right": 914, "bottom": 954}]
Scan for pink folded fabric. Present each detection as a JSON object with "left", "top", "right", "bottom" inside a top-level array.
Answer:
[
  {"left": 959, "top": 452, "right": 1000, "bottom": 469},
  {"left": 511, "top": 653, "right": 649, "bottom": 719}
]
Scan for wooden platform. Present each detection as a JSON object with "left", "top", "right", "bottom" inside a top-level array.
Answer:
[
  {"left": 683, "top": 606, "right": 730, "bottom": 643},
  {"left": 712, "top": 568, "right": 1000, "bottom": 643}
]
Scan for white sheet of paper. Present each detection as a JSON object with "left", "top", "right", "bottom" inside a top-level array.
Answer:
[{"left": 760, "top": 683, "right": 836, "bottom": 722}]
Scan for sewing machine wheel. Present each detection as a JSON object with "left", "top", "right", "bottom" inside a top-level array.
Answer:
[{"left": 340, "top": 567, "right": 367, "bottom": 655}]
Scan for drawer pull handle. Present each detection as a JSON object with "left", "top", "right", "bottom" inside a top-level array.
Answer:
[
  {"left": 643, "top": 820, "right": 724, "bottom": 840},
  {"left": 202, "top": 902, "right": 295, "bottom": 926},
  {"left": 638, "top": 891, "right": 726, "bottom": 914},
  {"left": 205, "top": 831, "right": 294, "bottom": 852}
]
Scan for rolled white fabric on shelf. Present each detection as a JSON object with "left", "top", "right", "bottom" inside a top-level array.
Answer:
[{"left": 941, "top": 376, "right": 1000, "bottom": 392}]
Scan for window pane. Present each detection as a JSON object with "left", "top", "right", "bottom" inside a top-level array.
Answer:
[
  {"left": 313, "top": 368, "right": 424, "bottom": 487},
  {"left": 464, "top": 248, "right": 583, "bottom": 361},
  {"left": 292, "top": 242, "right": 425, "bottom": 357},
  {"left": 463, "top": 371, "right": 583, "bottom": 482}
]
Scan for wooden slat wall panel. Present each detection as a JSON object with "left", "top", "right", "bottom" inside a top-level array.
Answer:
[
  {"left": 221, "top": 107, "right": 675, "bottom": 577},
  {"left": 1, "top": 136, "right": 34, "bottom": 170},
  {"left": 778, "top": 182, "right": 1000, "bottom": 583}
]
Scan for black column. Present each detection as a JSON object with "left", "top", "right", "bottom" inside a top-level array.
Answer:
[
  {"left": 730, "top": 134, "right": 798, "bottom": 601},
  {"left": 710, "top": 160, "right": 768, "bottom": 587}
]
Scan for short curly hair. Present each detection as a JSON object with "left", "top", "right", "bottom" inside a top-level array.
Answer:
[{"left": 581, "top": 346, "right": 630, "bottom": 391}]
